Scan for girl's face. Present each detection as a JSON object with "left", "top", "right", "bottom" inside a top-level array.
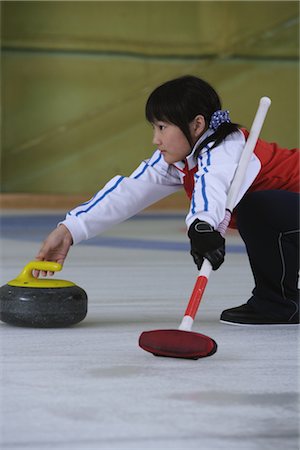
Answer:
[{"left": 151, "top": 117, "right": 205, "bottom": 164}]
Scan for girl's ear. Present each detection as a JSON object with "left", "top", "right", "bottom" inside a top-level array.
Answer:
[{"left": 191, "top": 115, "right": 206, "bottom": 139}]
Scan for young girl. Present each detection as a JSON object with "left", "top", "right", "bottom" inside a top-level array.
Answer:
[{"left": 35, "top": 75, "right": 300, "bottom": 325}]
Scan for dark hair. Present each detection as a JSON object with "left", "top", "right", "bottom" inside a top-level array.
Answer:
[{"left": 145, "top": 75, "right": 239, "bottom": 157}]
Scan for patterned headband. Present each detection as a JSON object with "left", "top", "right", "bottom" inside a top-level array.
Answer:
[{"left": 209, "top": 110, "right": 231, "bottom": 131}]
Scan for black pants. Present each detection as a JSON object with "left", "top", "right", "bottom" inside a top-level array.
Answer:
[{"left": 236, "top": 190, "right": 300, "bottom": 321}]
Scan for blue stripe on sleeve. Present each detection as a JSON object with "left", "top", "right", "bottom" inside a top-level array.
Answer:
[
  {"left": 191, "top": 192, "right": 196, "bottom": 214},
  {"left": 206, "top": 148, "right": 211, "bottom": 166},
  {"left": 75, "top": 176, "right": 124, "bottom": 217},
  {"left": 191, "top": 174, "right": 199, "bottom": 214},
  {"left": 68, "top": 192, "right": 98, "bottom": 215},
  {"left": 151, "top": 153, "right": 162, "bottom": 166},
  {"left": 195, "top": 149, "right": 211, "bottom": 213},
  {"left": 134, "top": 162, "right": 148, "bottom": 179},
  {"left": 134, "top": 152, "right": 162, "bottom": 179},
  {"left": 201, "top": 169, "right": 209, "bottom": 211}
]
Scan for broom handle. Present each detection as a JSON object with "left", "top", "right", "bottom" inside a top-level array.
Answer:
[{"left": 179, "top": 97, "right": 272, "bottom": 331}]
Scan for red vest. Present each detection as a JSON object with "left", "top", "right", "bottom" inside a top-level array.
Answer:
[{"left": 180, "top": 130, "right": 299, "bottom": 228}]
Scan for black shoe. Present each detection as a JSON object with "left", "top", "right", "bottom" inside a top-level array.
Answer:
[{"left": 220, "top": 303, "right": 300, "bottom": 326}]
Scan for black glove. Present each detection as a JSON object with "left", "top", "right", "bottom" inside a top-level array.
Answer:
[{"left": 188, "top": 219, "right": 225, "bottom": 271}]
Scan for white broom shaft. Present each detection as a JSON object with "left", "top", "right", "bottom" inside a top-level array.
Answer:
[{"left": 226, "top": 96, "right": 271, "bottom": 211}]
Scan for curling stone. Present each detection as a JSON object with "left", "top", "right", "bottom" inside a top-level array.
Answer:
[{"left": 0, "top": 261, "right": 88, "bottom": 328}]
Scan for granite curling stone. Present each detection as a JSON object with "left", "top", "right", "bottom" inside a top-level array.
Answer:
[{"left": 0, "top": 261, "right": 88, "bottom": 328}]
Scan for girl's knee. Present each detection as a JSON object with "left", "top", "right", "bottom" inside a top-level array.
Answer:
[{"left": 236, "top": 190, "right": 299, "bottom": 234}]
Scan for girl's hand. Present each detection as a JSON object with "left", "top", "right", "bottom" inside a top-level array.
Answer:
[
  {"left": 188, "top": 219, "right": 225, "bottom": 271},
  {"left": 33, "top": 224, "right": 73, "bottom": 278}
]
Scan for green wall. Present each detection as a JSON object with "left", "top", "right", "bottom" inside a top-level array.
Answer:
[{"left": 1, "top": 1, "right": 299, "bottom": 194}]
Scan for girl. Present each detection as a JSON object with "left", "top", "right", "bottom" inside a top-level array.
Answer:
[{"left": 35, "top": 75, "right": 300, "bottom": 325}]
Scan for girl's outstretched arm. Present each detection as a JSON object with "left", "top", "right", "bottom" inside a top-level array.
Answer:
[
  {"left": 34, "top": 150, "right": 181, "bottom": 276},
  {"left": 60, "top": 150, "right": 181, "bottom": 245}
]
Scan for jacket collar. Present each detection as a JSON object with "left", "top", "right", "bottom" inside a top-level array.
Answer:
[
  {"left": 189, "top": 128, "right": 215, "bottom": 158},
  {"left": 173, "top": 128, "right": 215, "bottom": 171}
]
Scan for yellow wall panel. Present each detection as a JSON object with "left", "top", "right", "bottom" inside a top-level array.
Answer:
[
  {"left": 1, "top": 1, "right": 299, "bottom": 195},
  {"left": 2, "top": 1, "right": 298, "bottom": 57}
]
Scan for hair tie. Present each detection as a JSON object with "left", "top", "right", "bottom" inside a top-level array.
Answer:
[{"left": 209, "top": 110, "right": 231, "bottom": 131}]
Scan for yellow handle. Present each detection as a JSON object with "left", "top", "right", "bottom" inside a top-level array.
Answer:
[
  {"left": 7, "top": 261, "right": 75, "bottom": 288},
  {"left": 19, "top": 261, "right": 62, "bottom": 280}
]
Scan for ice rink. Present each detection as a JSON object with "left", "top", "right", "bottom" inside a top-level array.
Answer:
[{"left": 1, "top": 210, "right": 299, "bottom": 450}]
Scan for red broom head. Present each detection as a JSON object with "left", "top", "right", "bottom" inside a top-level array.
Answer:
[{"left": 139, "top": 329, "right": 217, "bottom": 360}]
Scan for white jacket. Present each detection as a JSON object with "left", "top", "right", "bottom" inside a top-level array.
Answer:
[{"left": 61, "top": 129, "right": 260, "bottom": 245}]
